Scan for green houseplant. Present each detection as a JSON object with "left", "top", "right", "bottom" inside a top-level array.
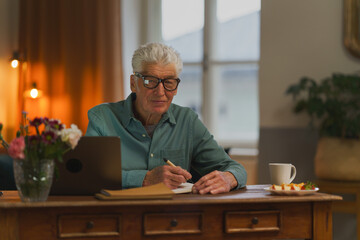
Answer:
[{"left": 286, "top": 73, "right": 360, "bottom": 180}]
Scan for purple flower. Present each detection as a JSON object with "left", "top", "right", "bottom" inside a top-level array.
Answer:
[
  {"left": 29, "top": 117, "right": 43, "bottom": 127},
  {"left": 28, "top": 135, "right": 41, "bottom": 146},
  {"left": 43, "top": 117, "right": 49, "bottom": 125},
  {"left": 48, "top": 119, "right": 64, "bottom": 131},
  {"left": 42, "top": 130, "right": 56, "bottom": 144}
]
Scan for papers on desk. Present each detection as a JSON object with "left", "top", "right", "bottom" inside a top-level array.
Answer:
[
  {"left": 172, "top": 182, "right": 193, "bottom": 194},
  {"left": 95, "top": 182, "right": 193, "bottom": 200}
]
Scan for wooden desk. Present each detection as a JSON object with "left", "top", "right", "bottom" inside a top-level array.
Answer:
[{"left": 0, "top": 185, "right": 341, "bottom": 240}]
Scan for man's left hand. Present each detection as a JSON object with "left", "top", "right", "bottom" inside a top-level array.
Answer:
[{"left": 192, "top": 171, "right": 238, "bottom": 195}]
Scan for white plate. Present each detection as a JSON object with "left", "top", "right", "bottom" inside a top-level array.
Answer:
[{"left": 264, "top": 187, "right": 319, "bottom": 196}]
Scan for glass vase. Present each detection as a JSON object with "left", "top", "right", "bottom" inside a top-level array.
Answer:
[{"left": 13, "top": 158, "right": 55, "bottom": 202}]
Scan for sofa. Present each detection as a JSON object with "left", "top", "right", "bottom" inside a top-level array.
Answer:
[{"left": 0, "top": 154, "right": 16, "bottom": 190}]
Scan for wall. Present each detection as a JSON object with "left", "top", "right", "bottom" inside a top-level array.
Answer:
[
  {"left": 259, "top": 0, "right": 360, "bottom": 182},
  {"left": 260, "top": 0, "right": 359, "bottom": 129},
  {"left": 259, "top": 1, "right": 360, "bottom": 239},
  {"left": 0, "top": 0, "right": 19, "bottom": 141}
]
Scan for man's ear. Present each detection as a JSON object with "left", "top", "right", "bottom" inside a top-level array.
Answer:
[{"left": 130, "top": 75, "right": 137, "bottom": 92}]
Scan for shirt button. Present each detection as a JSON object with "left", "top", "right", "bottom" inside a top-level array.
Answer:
[
  {"left": 142, "top": 134, "right": 146, "bottom": 137},
  {"left": 150, "top": 153, "right": 154, "bottom": 158}
]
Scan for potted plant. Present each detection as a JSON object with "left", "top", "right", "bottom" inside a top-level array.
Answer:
[{"left": 286, "top": 73, "right": 360, "bottom": 180}]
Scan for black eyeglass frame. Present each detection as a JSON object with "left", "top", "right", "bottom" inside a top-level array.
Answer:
[{"left": 134, "top": 72, "right": 181, "bottom": 91}]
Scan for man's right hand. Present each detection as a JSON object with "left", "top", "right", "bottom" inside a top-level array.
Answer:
[{"left": 142, "top": 165, "right": 192, "bottom": 189}]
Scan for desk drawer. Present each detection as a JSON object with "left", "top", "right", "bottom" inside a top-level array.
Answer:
[
  {"left": 225, "top": 210, "right": 281, "bottom": 233},
  {"left": 58, "top": 214, "right": 121, "bottom": 238},
  {"left": 144, "top": 212, "right": 202, "bottom": 235}
]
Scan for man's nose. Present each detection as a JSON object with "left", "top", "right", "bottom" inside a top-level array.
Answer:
[{"left": 154, "top": 81, "right": 165, "bottom": 95}]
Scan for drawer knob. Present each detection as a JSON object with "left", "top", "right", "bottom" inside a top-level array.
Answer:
[
  {"left": 170, "top": 219, "right": 178, "bottom": 227},
  {"left": 86, "top": 221, "right": 94, "bottom": 229},
  {"left": 251, "top": 217, "right": 259, "bottom": 225}
]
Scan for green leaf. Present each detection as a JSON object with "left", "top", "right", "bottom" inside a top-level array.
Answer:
[
  {"left": 294, "top": 100, "right": 307, "bottom": 113},
  {"left": 304, "top": 181, "right": 317, "bottom": 190}
]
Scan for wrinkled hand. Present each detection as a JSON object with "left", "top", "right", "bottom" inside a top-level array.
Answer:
[
  {"left": 192, "top": 171, "right": 237, "bottom": 195},
  {"left": 143, "top": 165, "right": 192, "bottom": 189}
]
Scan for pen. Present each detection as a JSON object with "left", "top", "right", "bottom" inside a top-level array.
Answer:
[
  {"left": 163, "top": 158, "right": 193, "bottom": 183},
  {"left": 163, "top": 158, "right": 176, "bottom": 167}
]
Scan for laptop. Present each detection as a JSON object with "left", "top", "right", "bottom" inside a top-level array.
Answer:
[{"left": 50, "top": 136, "right": 122, "bottom": 195}]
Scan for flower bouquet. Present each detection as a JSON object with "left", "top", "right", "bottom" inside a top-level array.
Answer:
[{"left": 0, "top": 113, "right": 82, "bottom": 202}]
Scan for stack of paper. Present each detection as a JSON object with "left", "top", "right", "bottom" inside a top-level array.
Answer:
[{"left": 172, "top": 182, "right": 193, "bottom": 194}]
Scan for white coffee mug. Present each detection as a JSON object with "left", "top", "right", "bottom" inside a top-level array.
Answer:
[{"left": 269, "top": 163, "right": 296, "bottom": 185}]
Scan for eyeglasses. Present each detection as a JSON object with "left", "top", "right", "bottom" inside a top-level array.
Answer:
[{"left": 134, "top": 72, "right": 180, "bottom": 91}]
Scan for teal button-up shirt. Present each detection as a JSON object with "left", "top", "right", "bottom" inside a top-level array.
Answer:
[{"left": 85, "top": 93, "right": 247, "bottom": 189}]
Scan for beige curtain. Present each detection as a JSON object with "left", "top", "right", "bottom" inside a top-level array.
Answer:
[{"left": 18, "top": 0, "right": 123, "bottom": 133}]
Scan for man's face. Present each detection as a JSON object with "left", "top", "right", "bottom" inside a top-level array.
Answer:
[{"left": 131, "top": 63, "right": 178, "bottom": 120}]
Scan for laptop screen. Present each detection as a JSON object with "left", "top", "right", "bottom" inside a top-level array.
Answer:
[{"left": 50, "top": 136, "right": 122, "bottom": 195}]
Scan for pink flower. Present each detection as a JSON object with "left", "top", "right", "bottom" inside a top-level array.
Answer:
[{"left": 8, "top": 136, "right": 25, "bottom": 160}]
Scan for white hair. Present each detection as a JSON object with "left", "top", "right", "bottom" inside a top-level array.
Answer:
[{"left": 132, "top": 42, "right": 183, "bottom": 75}]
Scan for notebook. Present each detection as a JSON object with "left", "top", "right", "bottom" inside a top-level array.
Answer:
[
  {"left": 96, "top": 183, "right": 174, "bottom": 200},
  {"left": 95, "top": 182, "right": 194, "bottom": 201},
  {"left": 50, "top": 136, "right": 122, "bottom": 196}
]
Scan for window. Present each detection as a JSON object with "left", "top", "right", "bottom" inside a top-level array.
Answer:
[{"left": 161, "top": 0, "right": 260, "bottom": 149}]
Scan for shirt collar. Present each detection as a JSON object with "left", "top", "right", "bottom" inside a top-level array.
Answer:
[
  {"left": 123, "top": 93, "right": 176, "bottom": 127},
  {"left": 162, "top": 104, "right": 176, "bottom": 125}
]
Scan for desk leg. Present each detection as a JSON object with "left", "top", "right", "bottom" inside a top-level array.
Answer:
[
  {"left": 357, "top": 192, "right": 360, "bottom": 240},
  {"left": 0, "top": 209, "right": 19, "bottom": 240},
  {"left": 313, "top": 202, "right": 332, "bottom": 240}
]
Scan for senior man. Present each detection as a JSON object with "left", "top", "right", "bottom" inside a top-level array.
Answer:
[{"left": 86, "top": 43, "right": 247, "bottom": 194}]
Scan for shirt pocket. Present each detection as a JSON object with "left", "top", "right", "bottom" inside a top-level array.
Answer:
[{"left": 161, "top": 149, "right": 186, "bottom": 168}]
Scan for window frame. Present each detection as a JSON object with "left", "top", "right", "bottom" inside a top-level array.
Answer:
[{"left": 147, "top": 0, "right": 260, "bottom": 149}]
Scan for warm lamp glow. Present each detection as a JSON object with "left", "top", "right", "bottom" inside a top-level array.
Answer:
[
  {"left": 30, "top": 88, "right": 39, "bottom": 99},
  {"left": 11, "top": 59, "right": 19, "bottom": 68},
  {"left": 24, "top": 82, "right": 43, "bottom": 99},
  {"left": 10, "top": 51, "right": 22, "bottom": 68}
]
